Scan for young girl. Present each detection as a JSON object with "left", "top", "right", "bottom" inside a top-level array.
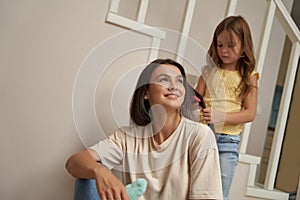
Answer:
[
  {"left": 66, "top": 59, "right": 223, "bottom": 200},
  {"left": 195, "top": 16, "right": 259, "bottom": 200}
]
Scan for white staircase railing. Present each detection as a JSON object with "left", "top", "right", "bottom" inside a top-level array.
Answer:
[
  {"left": 105, "top": 0, "right": 300, "bottom": 195},
  {"left": 235, "top": 0, "right": 300, "bottom": 192},
  {"left": 263, "top": 0, "right": 300, "bottom": 191}
]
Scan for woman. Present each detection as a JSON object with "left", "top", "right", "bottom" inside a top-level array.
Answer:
[{"left": 66, "top": 58, "right": 222, "bottom": 200}]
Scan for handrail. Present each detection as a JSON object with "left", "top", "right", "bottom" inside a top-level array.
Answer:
[{"left": 274, "top": 0, "right": 300, "bottom": 42}]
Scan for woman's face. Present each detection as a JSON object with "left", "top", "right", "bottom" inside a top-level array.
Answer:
[
  {"left": 216, "top": 30, "right": 243, "bottom": 69},
  {"left": 145, "top": 64, "right": 185, "bottom": 111}
]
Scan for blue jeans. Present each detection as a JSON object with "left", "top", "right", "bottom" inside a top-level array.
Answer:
[
  {"left": 74, "top": 179, "right": 100, "bottom": 200},
  {"left": 215, "top": 133, "right": 240, "bottom": 200}
]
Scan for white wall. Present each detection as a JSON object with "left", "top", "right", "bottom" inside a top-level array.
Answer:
[
  {"left": 0, "top": 1, "right": 113, "bottom": 199},
  {"left": 0, "top": 0, "right": 291, "bottom": 199}
]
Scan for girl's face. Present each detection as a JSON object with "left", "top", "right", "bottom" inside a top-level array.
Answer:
[
  {"left": 145, "top": 64, "right": 185, "bottom": 111},
  {"left": 216, "top": 30, "right": 243, "bottom": 69}
]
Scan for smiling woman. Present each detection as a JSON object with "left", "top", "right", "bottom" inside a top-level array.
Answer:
[
  {"left": 65, "top": 58, "right": 223, "bottom": 200},
  {"left": 146, "top": 64, "right": 185, "bottom": 112}
]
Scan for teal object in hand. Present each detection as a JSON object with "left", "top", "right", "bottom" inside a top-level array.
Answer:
[{"left": 125, "top": 178, "right": 147, "bottom": 200}]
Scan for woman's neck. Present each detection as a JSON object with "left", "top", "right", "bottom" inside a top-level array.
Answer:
[{"left": 152, "top": 112, "right": 181, "bottom": 145}]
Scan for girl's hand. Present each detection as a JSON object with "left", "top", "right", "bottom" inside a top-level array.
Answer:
[
  {"left": 202, "top": 108, "right": 212, "bottom": 123},
  {"left": 95, "top": 166, "right": 130, "bottom": 200},
  {"left": 202, "top": 108, "right": 225, "bottom": 124}
]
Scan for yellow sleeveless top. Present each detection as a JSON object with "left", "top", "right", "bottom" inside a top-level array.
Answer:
[{"left": 200, "top": 66, "right": 259, "bottom": 135}]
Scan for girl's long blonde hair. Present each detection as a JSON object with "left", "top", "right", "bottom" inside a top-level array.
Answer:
[{"left": 207, "top": 15, "right": 256, "bottom": 99}]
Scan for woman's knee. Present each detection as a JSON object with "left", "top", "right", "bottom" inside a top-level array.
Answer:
[{"left": 74, "top": 179, "right": 100, "bottom": 200}]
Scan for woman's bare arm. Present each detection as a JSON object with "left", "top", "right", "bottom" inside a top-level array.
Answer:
[{"left": 65, "top": 149, "right": 129, "bottom": 200}]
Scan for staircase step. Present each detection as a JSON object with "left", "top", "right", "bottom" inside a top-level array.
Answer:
[
  {"left": 239, "top": 153, "right": 261, "bottom": 165},
  {"left": 246, "top": 184, "right": 289, "bottom": 200}
]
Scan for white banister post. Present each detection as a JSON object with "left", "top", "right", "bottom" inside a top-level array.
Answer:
[
  {"left": 239, "top": 0, "right": 275, "bottom": 154},
  {"left": 239, "top": 123, "right": 251, "bottom": 153},
  {"left": 256, "top": 0, "right": 276, "bottom": 75},
  {"left": 148, "top": 37, "right": 160, "bottom": 63},
  {"left": 137, "top": 0, "right": 149, "bottom": 23},
  {"left": 176, "top": 0, "right": 196, "bottom": 63},
  {"left": 108, "top": 0, "right": 120, "bottom": 13},
  {"left": 225, "top": 0, "right": 238, "bottom": 17}
]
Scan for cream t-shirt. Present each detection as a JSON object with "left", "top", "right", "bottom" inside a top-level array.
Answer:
[{"left": 90, "top": 117, "right": 222, "bottom": 199}]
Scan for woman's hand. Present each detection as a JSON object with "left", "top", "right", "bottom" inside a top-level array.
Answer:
[{"left": 94, "top": 165, "right": 130, "bottom": 200}]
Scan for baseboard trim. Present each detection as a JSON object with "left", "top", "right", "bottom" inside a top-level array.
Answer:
[{"left": 246, "top": 185, "right": 289, "bottom": 200}]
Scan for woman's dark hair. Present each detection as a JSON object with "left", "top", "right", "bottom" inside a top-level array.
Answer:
[{"left": 130, "top": 58, "right": 199, "bottom": 126}]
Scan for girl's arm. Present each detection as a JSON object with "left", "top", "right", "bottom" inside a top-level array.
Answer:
[
  {"left": 203, "top": 74, "right": 258, "bottom": 125},
  {"left": 65, "top": 149, "right": 129, "bottom": 200},
  {"left": 195, "top": 76, "right": 206, "bottom": 96}
]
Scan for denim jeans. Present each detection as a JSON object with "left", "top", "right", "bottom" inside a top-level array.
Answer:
[
  {"left": 215, "top": 133, "right": 240, "bottom": 200},
  {"left": 74, "top": 179, "right": 100, "bottom": 200}
]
